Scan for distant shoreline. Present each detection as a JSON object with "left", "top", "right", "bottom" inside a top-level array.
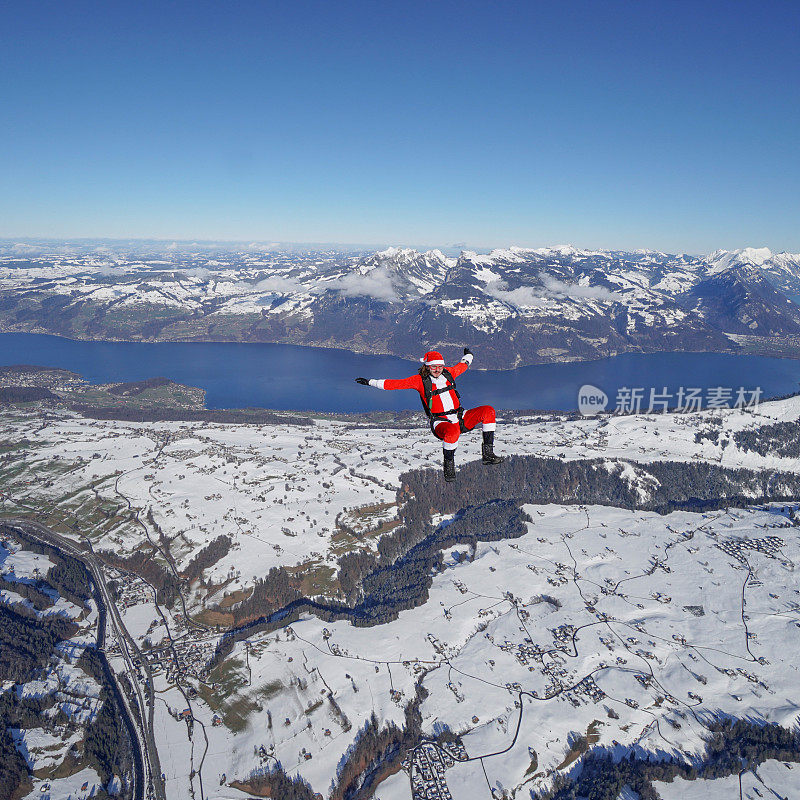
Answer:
[
  {"left": 3, "top": 333, "right": 800, "bottom": 416},
  {"left": 6, "top": 325, "right": 800, "bottom": 368}
]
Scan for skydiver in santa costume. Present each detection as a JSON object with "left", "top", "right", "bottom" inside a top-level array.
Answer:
[{"left": 355, "top": 348, "right": 503, "bottom": 482}]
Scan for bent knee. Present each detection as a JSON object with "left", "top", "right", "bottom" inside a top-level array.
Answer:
[{"left": 434, "top": 424, "right": 460, "bottom": 444}]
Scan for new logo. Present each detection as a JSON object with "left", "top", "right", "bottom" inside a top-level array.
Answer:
[{"left": 578, "top": 384, "right": 608, "bottom": 416}]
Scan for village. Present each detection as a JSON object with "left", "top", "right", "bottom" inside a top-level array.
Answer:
[{"left": 403, "top": 740, "right": 468, "bottom": 800}]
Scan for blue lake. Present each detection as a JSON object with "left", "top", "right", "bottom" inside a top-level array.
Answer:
[{"left": 0, "top": 333, "right": 799, "bottom": 413}]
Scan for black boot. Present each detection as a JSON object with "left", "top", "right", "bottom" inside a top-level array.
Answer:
[
  {"left": 482, "top": 431, "right": 503, "bottom": 465},
  {"left": 443, "top": 449, "right": 456, "bottom": 482}
]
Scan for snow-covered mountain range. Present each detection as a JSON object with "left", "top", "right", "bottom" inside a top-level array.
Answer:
[{"left": 2, "top": 244, "right": 800, "bottom": 367}]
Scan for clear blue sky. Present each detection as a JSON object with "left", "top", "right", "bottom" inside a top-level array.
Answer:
[{"left": 2, "top": 0, "right": 798, "bottom": 253}]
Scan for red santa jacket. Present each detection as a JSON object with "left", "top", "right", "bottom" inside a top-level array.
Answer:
[{"left": 369, "top": 355, "right": 471, "bottom": 424}]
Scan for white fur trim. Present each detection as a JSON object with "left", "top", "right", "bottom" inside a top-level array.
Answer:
[
  {"left": 368, "top": 379, "right": 385, "bottom": 389},
  {"left": 461, "top": 353, "right": 473, "bottom": 365},
  {"left": 482, "top": 421, "right": 496, "bottom": 432},
  {"left": 424, "top": 358, "right": 445, "bottom": 365},
  {"left": 442, "top": 441, "right": 458, "bottom": 451}
]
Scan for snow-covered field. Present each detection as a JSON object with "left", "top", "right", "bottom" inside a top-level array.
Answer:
[
  {"left": 4, "top": 395, "right": 800, "bottom": 798},
  {"left": 20, "top": 766, "right": 105, "bottom": 800}
]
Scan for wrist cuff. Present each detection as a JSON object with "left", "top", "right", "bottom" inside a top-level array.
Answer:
[
  {"left": 461, "top": 353, "right": 473, "bottom": 365},
  {"left": 368, "top": 379, "right": 385, "bottom": 389}
]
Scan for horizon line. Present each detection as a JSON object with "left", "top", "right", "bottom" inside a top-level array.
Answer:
[{"left": 1, "top": 235, "right": 788, "bottom": 259}]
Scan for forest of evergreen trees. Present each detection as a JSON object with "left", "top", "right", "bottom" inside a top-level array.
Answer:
[
  {"left": 79, "top": 647, "right": 136, "bottom": 786},
  {"left": 0, "top": 573, "right": 54, "bottom": 610},
  {"left": 397, "top": 455, "right": 800, "bottom": 519},
  {"left": 230, "top": 565, "right": 303, "bottom": 624},
  {"left": 1, "top": 524, "right": 95, "bottom": 606},
  {"left": 183, "top": 534, "right": 232, "bottom": 583},
  {"left": 234, "top": 766, "right": 317, "bottom": 800},
  {"left": 209, "top": 500, "right": 529, "bottom": 665},
  {"left": 0, "top": 602, "right": 78, "bottom": 682},
  {"left": 735, "top": 419, "right": 800, "bottom": 458},
  {"left": 0, "top": 386, "right": 57, "bottom": 404},
  {"left": 535, "top": 717, "right": 800, "bottom": 800},
  {"left": 47, "top": 556, "right": 94, "bottom": 605},
  {"left": 0, "top": 726, "right": 30, "bottom": 800}
]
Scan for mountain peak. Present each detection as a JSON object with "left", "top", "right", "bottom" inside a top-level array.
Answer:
[
  {"left": 372, "top": 246, "right": 455, "bottom": 267},
  {"left": 374, "top": 246, "right": 417, "bottom": 259},
  {"left": 706, "top": 246, "right": 773, "bottom": 273}
]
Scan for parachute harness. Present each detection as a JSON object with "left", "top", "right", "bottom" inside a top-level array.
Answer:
[{"left": 420, "top": 369, "right": 468, "bottom": 433}]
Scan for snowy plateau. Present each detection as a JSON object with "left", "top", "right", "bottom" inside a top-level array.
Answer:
[
  {"left": 5, "top": 242, "right": 800, "bottom": 366},
  {"left": 4, "top": 390, "right": 800, "bottom": 799}
]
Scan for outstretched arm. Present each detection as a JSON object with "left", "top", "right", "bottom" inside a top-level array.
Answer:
[
  {"left": 355, "top": 375, "right": 422, "bottom": 391},
  {"left": 449, "top": 347, "right": 473, "bottom": 379}
]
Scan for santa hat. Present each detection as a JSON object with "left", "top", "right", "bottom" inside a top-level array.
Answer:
[{"left": 420, "top": 350, "right": 445, "bottom": 366}]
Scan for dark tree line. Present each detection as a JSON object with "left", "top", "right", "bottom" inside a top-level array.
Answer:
[
  {"left": 71, "top": 405, "right": 314, "bottom": 425},
  {"left": 1, "top": 525, "right": 94, "bottom": 608},
  {"left": 76, "top": 647, "right": 138, "bottom": 795},
  {"left": 0, "top": 726, "right": 29, "bottom": 800},
  {"left": 0, "top": 573, "right": 54, "bottom": 611},
  {"left": 702, "top": 717, "right": 800, "bottom": 775},
  {"left": 82, "top": 684, "right": 132, "bottom": 784},
  {"left": 210, "top": 499, "right": 529, "bottom": 669},
  {"left": 535, "top": 717, "right": 800, "bottom": 800},
  {"left": 735, "top": 419, "right": 800, "bottom": 458},
  {"left": 397, "top": 455, "right": 800, "bottom": 523},
  {"left": 234, "top": 766, "right": 317, "bottom": 799},
  {"left": 47, "top": 557, "right": 93, "bottom": 605},
  {"left": 183, "top": 534, "right": 232, "bottom": 583},
  {"left": 350, "top": 500, "right": 529, "bottom": 627},
  {"left": 230, "top": 567, "right": 303, "bottom": 624},
  {"left": 0, "top": 602, "right": 78, "bottom": 682},
  {"left": 0, "top": 386, "right": 57, "bottom": 404}
]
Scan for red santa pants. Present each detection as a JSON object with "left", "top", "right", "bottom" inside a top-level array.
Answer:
[{"left": 432, "top": 405, "right": 496, "bottom": 451}]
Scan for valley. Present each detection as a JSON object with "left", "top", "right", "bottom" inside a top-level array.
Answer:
[{"left": 3, "top": 390, "right": 800, "bottom": 798}]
